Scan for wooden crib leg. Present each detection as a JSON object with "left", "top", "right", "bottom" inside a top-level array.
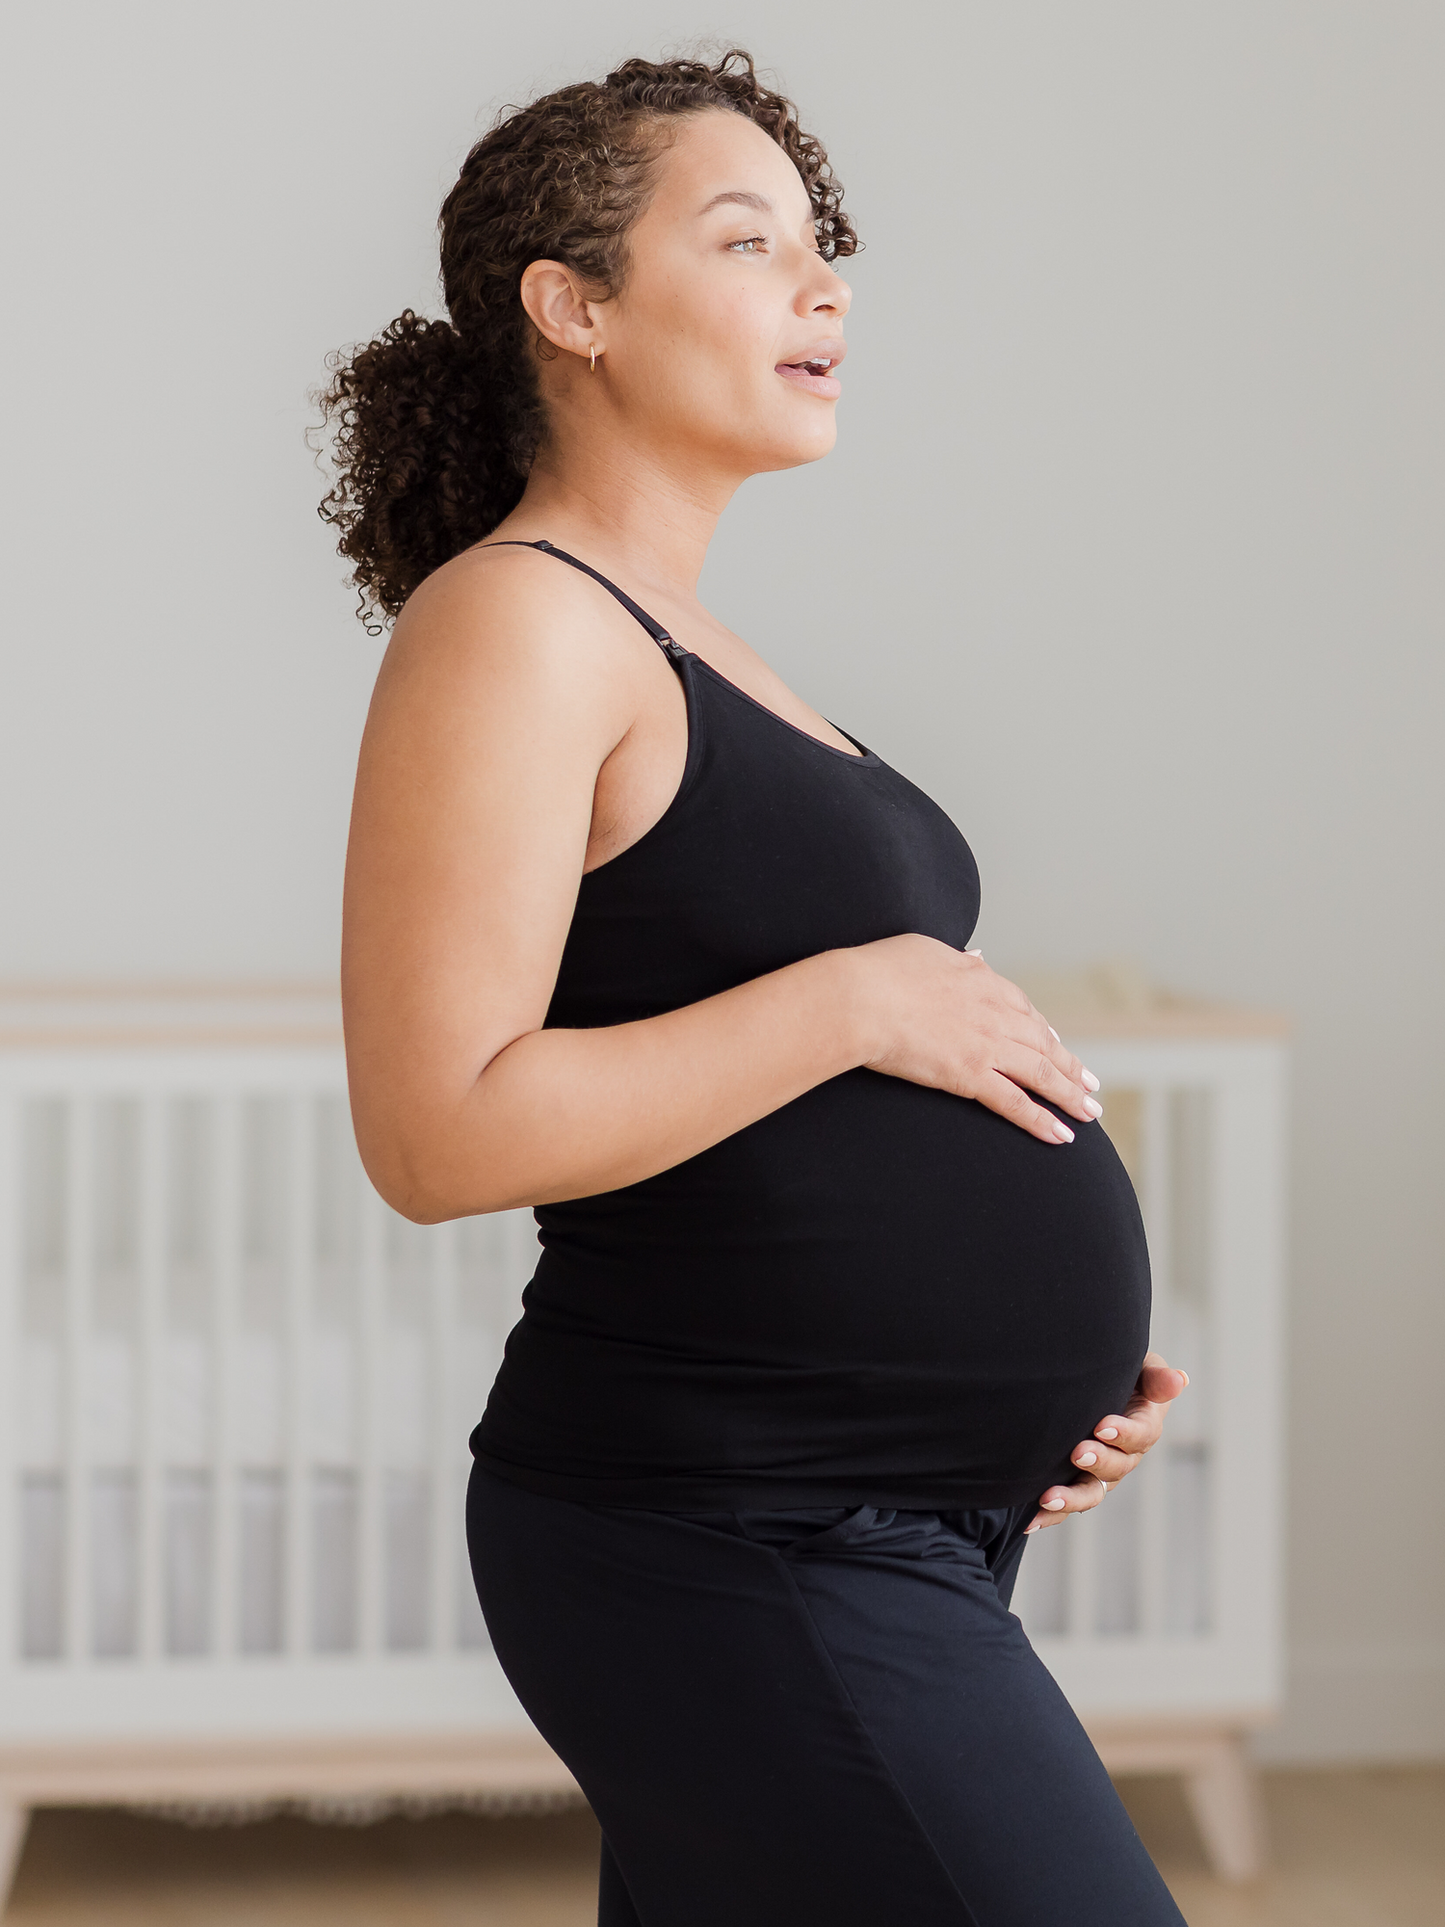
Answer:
[
  {"left": 1182, "top": 1736, "right": 1267, "bottom": 1882},
  {"left": 0, "top": 1800, "right": 31, "bottom": 1916}
]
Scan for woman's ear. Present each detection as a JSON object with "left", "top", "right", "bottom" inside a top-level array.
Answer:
[{"left": 520, "top": 260, "right": 604, "bottom": 364}]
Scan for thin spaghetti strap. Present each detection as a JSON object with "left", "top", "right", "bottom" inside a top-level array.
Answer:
[{"left": 477, "top": 539, "right": 688, "bottom": 662}]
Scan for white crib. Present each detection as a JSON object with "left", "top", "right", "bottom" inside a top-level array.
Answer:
[{"left": 0, "top": 984, "right": 1286, "bottom": 1901}]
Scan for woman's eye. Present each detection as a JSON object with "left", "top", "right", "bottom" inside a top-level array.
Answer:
[{"left": 728, "top": 235, "right": 767, "bottom": 254}]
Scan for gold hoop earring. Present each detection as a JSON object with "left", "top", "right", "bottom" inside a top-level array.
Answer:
[{"left": 589, "top": 344, "right": 597, "bottom": 373}]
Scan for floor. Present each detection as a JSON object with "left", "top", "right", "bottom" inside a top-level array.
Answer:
[{"left": 6, "top": 1768, "right": 1444, "bottom": 1925}]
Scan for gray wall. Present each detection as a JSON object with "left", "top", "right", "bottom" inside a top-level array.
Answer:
[{"left": 3, "top": 2, "right": 1441, "bottom": 1759}]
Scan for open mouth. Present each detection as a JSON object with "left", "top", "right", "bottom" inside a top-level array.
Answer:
[{"left": 775, "top": 355, "right": 843, "bottom": 397}]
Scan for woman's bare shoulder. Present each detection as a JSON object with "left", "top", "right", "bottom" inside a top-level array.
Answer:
[
  {"left": 396, "top": 540, "right": 644, "bottom": 673},
  {"left": 368, "top": 538, "right": 655, "bottom": 759}
]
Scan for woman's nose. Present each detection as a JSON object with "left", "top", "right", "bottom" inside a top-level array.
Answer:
[{"left": 803, "top": 267, "right": 851, "bottom": 318}]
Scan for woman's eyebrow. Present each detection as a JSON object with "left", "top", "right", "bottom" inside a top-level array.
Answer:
[{"left": 697, "top": 189, "right": 775, "bottom": 217}]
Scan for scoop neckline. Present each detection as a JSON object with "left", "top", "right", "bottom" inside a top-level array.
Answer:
[{"left": 688, "top": 656, "right": 881, "bottom": 767}]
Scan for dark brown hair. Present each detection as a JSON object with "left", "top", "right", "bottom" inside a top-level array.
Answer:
[{"left": 315, "top": 50, "right": 857, "bottom": 630}]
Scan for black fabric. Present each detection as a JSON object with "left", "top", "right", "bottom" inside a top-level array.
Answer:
[
  {"left": 468, "top": 1468, "right": 1186, "bottom": 1927},
  {"left": 471, "top": 542, "right": 1151, "bottom": 1509}
]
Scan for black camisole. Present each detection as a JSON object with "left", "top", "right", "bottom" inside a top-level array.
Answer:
[{"left": 471, "top": 541, "right": 1151, "bottom": 1510}]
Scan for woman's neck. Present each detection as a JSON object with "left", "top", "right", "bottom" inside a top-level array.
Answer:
[{"left": 504, "top": 431, "right": 740, "bottom": 607}]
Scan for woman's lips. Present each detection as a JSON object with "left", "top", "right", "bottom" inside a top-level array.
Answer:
[{"left": 775, "top": 360, "right": 843, "bottom": 400}]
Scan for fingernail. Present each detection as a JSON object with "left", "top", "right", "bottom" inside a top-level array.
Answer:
[
  {"left": 1025, "top": 1524, "right": 1041, "bottom": 1534},
  {"left": 965, "top": 947, "right": 983, "bottom": 957},
  {"left": 1075, "top": 1450, "right": 1098, "bottom": 1467},
  {"left": 1043, "top": 1497, "right": 1066, "bottom": 1510},
  {"left": 1097, "top": 1426, "right": 1119, "bottom": 1441},
  {"left": 1082, "top": 1097, "right": 1103, "bottom": 1119},
  {"left": 1081, "top": 1069, "right": 1100, "bottom": 1092},
  {"left": 1180, "top": 1370, "right": 1190, "bottom": 1387},
  {"left": 1052, "top": 1120, "right": 1075, "bottom": 1144},
  {"left": 1048, "top": 1025, "right": 1060, "bottom": 1042}
]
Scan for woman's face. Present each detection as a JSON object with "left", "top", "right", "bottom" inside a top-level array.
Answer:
[{"left": 598, "top": 109, "right": 852, "bottom": 479}]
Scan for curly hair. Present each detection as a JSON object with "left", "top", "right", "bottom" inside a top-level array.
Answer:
[{"left": 315, "top": 50, "right": 858, "bottom": 629}]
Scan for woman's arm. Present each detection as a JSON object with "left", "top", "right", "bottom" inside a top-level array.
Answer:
[{"left": 343, "top": 553, "right": 1100, "bottom": 1222}]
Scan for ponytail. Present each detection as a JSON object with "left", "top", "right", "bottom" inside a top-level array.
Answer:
[{"left": 315, "top": 310, "right": 533, "bottom": 631}]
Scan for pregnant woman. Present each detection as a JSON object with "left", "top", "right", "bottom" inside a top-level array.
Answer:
[{"left": 331, "top": 51, "right": 1189, "bottom": 1926}]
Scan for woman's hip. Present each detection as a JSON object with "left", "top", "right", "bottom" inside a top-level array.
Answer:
[{"left": 466, "top": 1469, "right": 1183, "bottom": 1926}]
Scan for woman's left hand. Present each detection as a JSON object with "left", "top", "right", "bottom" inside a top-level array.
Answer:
[{"left": 1025, "top": 1353, "right": 1189, "bottom": 1533}]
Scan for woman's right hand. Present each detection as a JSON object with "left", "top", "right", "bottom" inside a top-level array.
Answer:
[{"left": 850, "top": 936, "right": 1101, "bottom": 1145}]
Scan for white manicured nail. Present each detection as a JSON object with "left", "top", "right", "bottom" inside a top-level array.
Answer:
[
  {"left": 1082, "top": 1097, "right": 1103, "bottom": 1119},
  {"left": 1043, "top": 1497, "right": 1067, "bottom": 1511},
  {"left": 1048, "top": 1025, "right": 1060, "bottom": 1042},
  {"left": 1081, "top": 1069, "right": 1100, "bottom": 1092},
  {"left": 1052, "top": 1120, "right": 1074, "bottom": 1144},
  {"left": 1075, "top": 1450, "right": 1098, "bottom": 1467},
  {"left": 1097, "top": 1427, "right": 1119, "bottom": 1441}
]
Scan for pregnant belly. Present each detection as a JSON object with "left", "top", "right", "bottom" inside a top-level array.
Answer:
[{"left": 513, "top": 1070, "right": 1152, "bottom": 1506}]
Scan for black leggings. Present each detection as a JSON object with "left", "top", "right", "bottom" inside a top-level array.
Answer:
[{"left": 468, "top": 1470, "right": 1184, "bottom": 1926}]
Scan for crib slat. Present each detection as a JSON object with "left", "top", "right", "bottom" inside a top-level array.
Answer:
[
  {"left": 1141, "top": 1082, "right": 1173, "bottom": 1314},
  {"left": 1137, "top": 1442, "right": 1170, "bottom": 1638},
  {"left": 284, "top": 1094, "right": 314, "bottom": 1658},
  {"left": 211, "top": 1095, "right": 241, "bottom": 1661},
  {"left": 136, "top": 1095, "right": 166, "bottom": 1662},
  {"left": 1137, "top": 1082, "right": 1174, "bottom": 1639},
  {"left": 356, "top": 1180, "right": 386, "bottom": 1658},
  {"left": 63, "top": 1099, "right": 92, "bottom": 1664},
  {"left": 427, "top": 1217, "right": 450, "bottom": 1657}
]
